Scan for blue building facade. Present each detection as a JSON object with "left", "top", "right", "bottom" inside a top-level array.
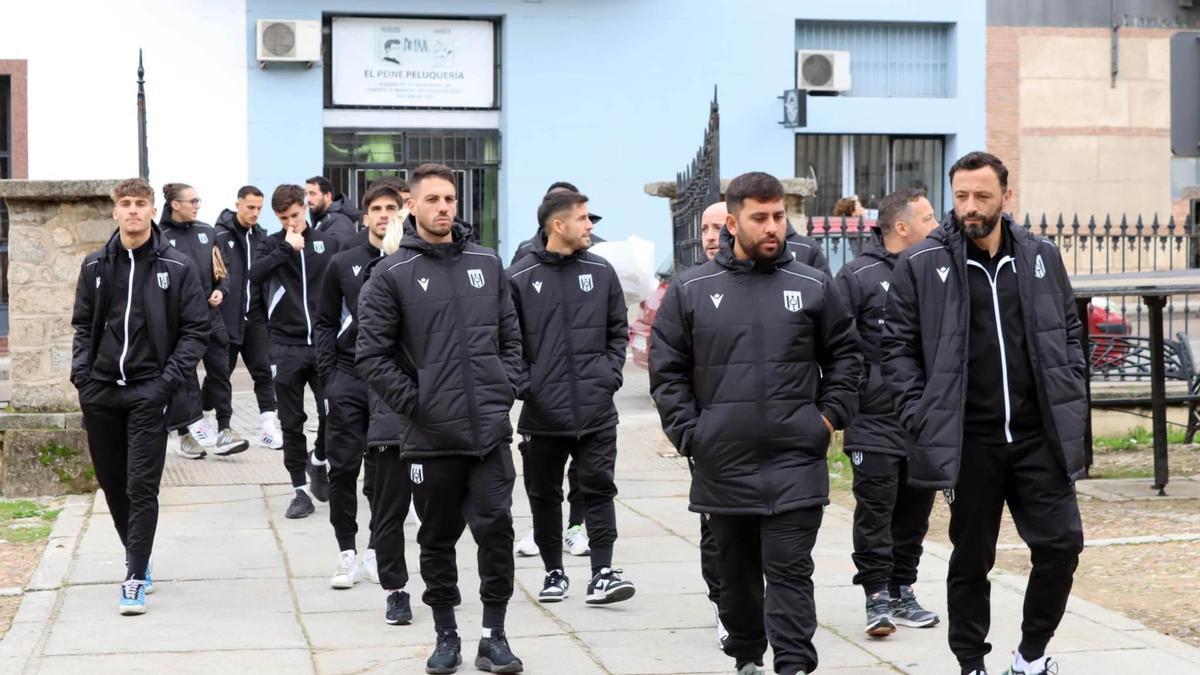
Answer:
[{"left": 245, "top": 0, "right": 986, "bottom": 262}]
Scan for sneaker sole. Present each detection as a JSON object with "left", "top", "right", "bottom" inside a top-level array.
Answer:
[
  {"left": 865, "top": 620, "right": 896, "bottom": 637},
  {"left": 175, "top": 451, "right": 206, "bottom": 460},
  {"left": 537, "top": 593, "right": 567, "bottom": 603},
  {"left": 514, "top": 549, "right": 539, "bottom": 557},
  {"left": 565, "top": 547, "right": 590, "bottom": 557},
  {"left": 330, "top": 577, "right": 357, "bottom": 589},
  {"left": 212, "top": 440, "right": 251, "bottom": 457},
  {"left": 474, "top": 656, "right": 523, "bottom": 674},
  {"left": 118, "top": 604, "right": 146, "bottom": 616},
  {"left": 285, "top": 507, "right": 315, "bottom": 519},
  {"left": 425, "top": 655, "right": 462, "bottom": 674},
  {"left": 385, "top": 614, "right": 412, "bottom": 626},
  {"left": 586, "top": 584, "right": 635, "bottom": 605},
  {"left": 892, "top": 615, "right": 939, "bottom": 628}
]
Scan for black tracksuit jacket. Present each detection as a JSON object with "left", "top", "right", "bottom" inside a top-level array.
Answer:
[
  {"left": 159, "top": 216, "right": 228, "bottom": 334},
  {"left": 70, "top": 228, "right": 210, "bottom": 426},
  {"left": 649, "top": 229, "right": 862, "bottom": 515},
  {"left": 315, "top": 238, "right": 385, "bottom": 384},
  {"left": 507, "top": 236, "right": 628, "bottom": 436},
  {"left": 355, "top": 218, "right": 523, "bottom": 459},
  {"left": 785, "top": 223, "right": 831, "bottom": 274},
  {"left": 880, "top": 215, "right": 1089, "bottom": 489},
  {"left": 833, "top": 233, "right": 912, "bottom": 456},
  {"left": 214, "top": 210, "right": 270, "bottom": 344},
  {"left": 249, "top": 226, "right": 340, "bottom": 346},
  {"left": 311, "top": 199, "right": 358, "bottom": 243}
]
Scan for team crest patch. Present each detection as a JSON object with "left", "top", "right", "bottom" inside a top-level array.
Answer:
[
  {"left": 1034, "top": 254, "right": 1046, "bottom": 279},
  {"left": 851, "top": 451, "right": 863, "bottom": 466},
  {"left": 198, "top": 232, "right": 208, "bottom": 244},
  {"left": 156, "top": 272, "right": 170, "bottom": 290},
  {"left": 467, "top": 269, "right": 485, "bottom": 288},
  {"left": 783, "top": 290, "right": 802, "bottom": 313},
  {"left": 410, "top": 463, "right": 424, "bottom": 485},
  {"left": 314, "top": 241, "right": 325, "bottom": 254},
  {"left": 578, "top": 274, "right": 594, "bottom": 292}
]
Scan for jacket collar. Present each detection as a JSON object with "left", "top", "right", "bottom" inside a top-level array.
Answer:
[
  {"left": 103, "top": 223, "right": 170, "bottom": 261},
  {"left": 713, "top": 227, "right": 792, "bottom": 274},
  {"left": 398, "top": 214, "right": 470, "bottom": 257}
]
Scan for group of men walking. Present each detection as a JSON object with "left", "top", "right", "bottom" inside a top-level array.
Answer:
[
  {"left": 71, "top": 164, "right": 639, "bottom": 674},
  {"left": 650, "top": 152, "right": 1084, "bottom": 675}
]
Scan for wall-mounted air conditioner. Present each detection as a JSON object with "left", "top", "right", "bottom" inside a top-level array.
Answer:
[
  {"left": 796, "top": 50, "right": 852, "bottom": 93},
  {"left": 257, "top": 19, "right": 321, "bottom": 67}
]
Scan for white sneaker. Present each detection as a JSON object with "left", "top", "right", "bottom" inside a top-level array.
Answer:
[
  {"left": 713, "top": 601, "right": 729, "bottom": 649},
  {"left": 259, "top": 411, "right": 283, "bottom": 450},
  {"left": 175, "top": 433, "right": 207, "bottom": 460},
  {"left": 361, "top": 549, "right": 380, "bottom": 584},
  {"left": 514, "top": 529, "right": 539, "bottom": 557},
  {"left": 200, "top": 409, "right": 219, "bottom": 440},
  {"left": 564, "top": 524, "right": 590, "bottom": 556},
  {"left": 187, "top": 420, "right": 217, "bottom": 448},
  {"left": 330, "top": 550, "right": 359, "bottom": 589}
]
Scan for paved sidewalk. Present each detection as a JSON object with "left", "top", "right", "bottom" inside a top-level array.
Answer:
[{"left": 3, "top": 366, "right": 1200, "bottom": 673}]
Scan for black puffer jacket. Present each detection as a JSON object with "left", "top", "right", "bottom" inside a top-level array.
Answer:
[
  {"left": 785, "top": 222, "right": 831, "bottom": 274},
  {"left": 315, "top": 238, "right": 385, "bottom": 384},
  {"left": 649, "top": 229, "right": 862, "bottom": 515},
  {"left": 508, "top": 236, "right": 627, "bottom": 436},
  {"left": 71, "top": 227, "right": 210, "bottom": 429},
  {"left": 359, "top": 255, "right": 407, "bottom": 448},
  {"left": 249, "top": 226, "right": 340, "bottom": 346},
  {"left": 881, "top": 215, "right": 1088, "bottom": 488},
  {"left": 833, "top": 232, "right": 911, "bottom": 456},
  {"left": 160, "top": 216, "right": 228, "bottom": 339},
  {"left": 312, "top": 199, "right": 358, "bottom": 243},
  {"left": 213, "top": 212, "right": 270, "bottom": 343},
  {"left": 356, "top": 218, "right": 523, "bottom": 459}
]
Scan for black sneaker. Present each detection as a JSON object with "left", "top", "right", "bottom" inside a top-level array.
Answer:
[
  {"left": 475, "top": 629, "right": 523, "bottom": 673},
  {"left": 538, "top": 569, "right": 569, "bottom": 603},
  {"left": 285, "top": 490, "right": 315, "bottom": 519},
  {"left": 426, "top": 628, "right": 462, "bottom": 674},
  {"left": 585, "top": 567, "right": 636, "bottom": 605},
  {"left": 386, "top": 590, "right": 413, "bottom": 626},
  {"left": 891, "top": 585, "right": 939, "bottom": 628},
  {"left": 864, "top": 590, "right": 896, "bottom": 636},
  {"left": 307, "top": 453, "right": 330, "bottom": 503}
]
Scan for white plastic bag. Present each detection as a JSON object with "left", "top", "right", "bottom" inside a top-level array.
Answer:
[{"left": 590, "top": 235, "right": 656, "bottom": 308}]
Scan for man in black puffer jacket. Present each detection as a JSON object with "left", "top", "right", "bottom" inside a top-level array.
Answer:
[
  {"left": 356, "top": 163, "right": 525, "bottom": 674},
  {"left": 305, "top": 176, "right": 358, "bottom": 243},
  {"left": 882, "top": 152, "right": 1086, "bottom": 675},
  {"left": 785, "top": 221, "right": 830, "bottom": 274},
  {"left": 834, "top": 188, "right": 940, "bottom": 639},
  {"left": 314, "top": 185, "right": 396, "bottom": 607},
  {"left": 509, "top": 190, "right": 633, "bottom": 607},
  {"left": 71, "top": 178, "right": 209, "bottom": 614},
  {"left": 650, "top": 172, "right": 861, "bottom": 675},
  {"left": 250, "top": 184, "right": 341, "bottom": 520}
]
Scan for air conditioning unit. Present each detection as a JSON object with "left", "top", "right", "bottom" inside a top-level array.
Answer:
[
  {"left": 256, "top": 19, "right": 321, "bottom": 67},
  {"left": 796, "top": 50, "right": 852, "bottom": 93}
]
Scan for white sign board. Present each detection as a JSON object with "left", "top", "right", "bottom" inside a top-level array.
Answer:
[{"left": 331, "top": 17, "right": 496, "bottom": 109}]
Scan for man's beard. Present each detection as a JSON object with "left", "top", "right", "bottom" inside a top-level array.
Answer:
[
  {"left": 736, "top": 231, "right": 780, "bottom": 262},
  {"left": 419, "top": 217, "right": 452, "bottom": 238},
  {"left": 957, "top": 208, "right": 1002, "bottom": 240}
]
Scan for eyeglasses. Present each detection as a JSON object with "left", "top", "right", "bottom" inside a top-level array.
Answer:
[{"left": 175, "top": 198, "right": 201, "bottom": 207}]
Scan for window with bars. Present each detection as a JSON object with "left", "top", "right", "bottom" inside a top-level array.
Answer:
[
  {"left": 795, "top": 134, "right": 944, "bottom": 216},
  {"left": 795, "top": 21, "right": 952, "bottom": 98}
]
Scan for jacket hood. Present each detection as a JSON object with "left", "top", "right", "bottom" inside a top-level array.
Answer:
[
  {"left": 713, "top": 227, "right": 792, "bottom": 274},
  {"left": 398, "top": 214, "right": 471, "bottom": 256},
  {"left": 103, "top": 222, "right": 171, "bottom": 259}
]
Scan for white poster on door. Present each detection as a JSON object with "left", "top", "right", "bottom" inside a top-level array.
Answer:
[{"left": 331, "top": 17, "right": 496, "bottom": 108}]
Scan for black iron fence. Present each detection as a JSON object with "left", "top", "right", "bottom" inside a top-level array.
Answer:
[{"left": 670, "top": 90, "right": 720, "bottom": 270}]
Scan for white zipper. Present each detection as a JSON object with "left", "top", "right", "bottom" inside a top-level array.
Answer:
[
  {"left": 244, "top": 230, "right": 253, "bottom": 315},
  {"left": 117, "top": 249, "right": 135, "bottom": 386},
  {"left": 300, "top": 245, "right": 312, "bottom": 345},
  {"left": 967, "top": 256, "right": 1016, "bottom": 442}
]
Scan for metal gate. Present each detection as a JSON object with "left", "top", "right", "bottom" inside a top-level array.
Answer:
[{"left": 670, "top": 90, "right": 721, "bottom": 269}]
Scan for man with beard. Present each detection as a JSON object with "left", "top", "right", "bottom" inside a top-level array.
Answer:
[
  {"left": 834, "top": 188, "right": 940, "bottom": 637},
  {"left": 650, "top": 172, "right": 861, "bottom": 675},
  {"left": 71, "top": 178, "right": 209, "bottom": 614},
  {"left": 250, "top": 185, "right": 340, "bottom": 520},
  {"left": 306, "top": 176, "right": 358, "bottom": 242},
  {"left": 509, "top": 190, "right": 635, "bottom": 607},
  {"left": 315, "top": 185, "right": 397, "bottom": 591},
  {"left": 214, "top": 186, "right": 284, "bottom": 450},
  {"left": 357, "top": 163, "right": 525, "bottom": 674},
  {"left": 882, "top": 152, "right": 1086, "bottom": 675}
]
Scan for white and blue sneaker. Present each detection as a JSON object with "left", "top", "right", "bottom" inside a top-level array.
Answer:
[
  {"left": 144, "top": 564, "right": 154, "bottom": 595},
  {"left": 118, "top": 579, "right": 147, "bottom": 615}
]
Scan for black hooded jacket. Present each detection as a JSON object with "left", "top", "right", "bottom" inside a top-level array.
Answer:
[
  {"left": 355, "top": 218, "right": 523, "bottom": 459},
  {"left": 881, "top": 215, "right": 1088, "bottom": 489},
  {"left": 508, "top": 235, "right": 628, "bottom": 436},
  {"left": 71, "top": 227, "right": 210, "bottom": 427},
  {"left": 315, "top": 237, "right": 385, "bottom": 384},
  {"left": 649, "top": 229, "right": 862, "bottom": 515},
  {"left": 833, "top": 232, "right": 912, "bottom": 456},
  {"left": 311, "top": 197, "right": 358, "bottom": 243},
  {"left": 785, "top": 222, "right": 831, "bottom": 275},
  {"left": 159, "top": 216, "right": 228, "bottom": 336},
  {"left": 249, "top": 226, "right": 340, "bottom": 346},
  {"left": 359, "top": 254, "right": 407, "bottom": 448},
  {"left": 213, "top": 211, "right": 270, "bottom": 344}
]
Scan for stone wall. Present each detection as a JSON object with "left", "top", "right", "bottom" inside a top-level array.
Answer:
[{"left": 0, "top": 180, "right": 119, "bottom": 411}]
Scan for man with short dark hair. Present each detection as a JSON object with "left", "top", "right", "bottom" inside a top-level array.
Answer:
[
  {"left": 357, "top": 162, "right": 525, "bottom": 673},
  {"left": 71, "top": 178, "right": 210, "bottom": 614},
  {"left": 305, "top": 176, "right": 358, "bottom": 241},
  {"left": 882, "top": 152, "right": 1086, "bottom": 675},
  {"left": 509, "top": 190, "right": 635, "bottom": 608},
  {"left": 651, "top": 171, "right": 862, "bottom": 675},
  {"left": 251, "top": 184, "right": 341, "bottom": 520},
  {"left": 215, "top": 186, "right": 284, "bottom": 450},
  {"left": 834, "top": 188, "right": 940, "bottom": 638},
  {"left": 314, "top": 185, "right": 396, "bottom": 597}
]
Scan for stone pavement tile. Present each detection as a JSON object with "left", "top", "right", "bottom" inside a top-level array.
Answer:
[
  {"left": 544, "top": 591, "right": 716, "bottom": 633},
  {"left": 312, "top": 645, "right": 430, "bottom": 675},
  {"left": 611, "top": 502, "right": 675, "bottom": 538},
  {"left": 33, "top": 649, "right": 315, "bottom": 674},
  {"left": 43, "top": 579, "right": 305, "bottom": 656},
  {"left": 156, "top": 484, "right": 267, "bottom": 506},
  {"left": 609, "top": 479, "right": 690, "bottom": 499},
  {"left": 26, "top": 537, "right": 76, "bottom": 591},
  {"left": 600, "top": 535, "right": 702, "bottom": 565},
  {"left": 68, "top": 529, "right": 286, "bottom": 585},
  {"left": 620, "top": 496, "right": 700, "bottom": 535},
  {"left": 580, "top": 626, "right": 731, "bottom": 674},
  {"left": 292, "top": 568, "right": 426, "bottom": 615},
  {"left": 299, "top": 600, "right": 563, "bottom": 651},
  {"left": 10, "top": 590, "right": 56, "bottom": 625},
  {"left": 568, "top": 560, "right": 707, "bottom": 598},
  {"left": 316, "top": 634, "right": 607, "bottom": 675},
  {"left": 1053, "top": 648, "right": 1200, "bottom": 673}
]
